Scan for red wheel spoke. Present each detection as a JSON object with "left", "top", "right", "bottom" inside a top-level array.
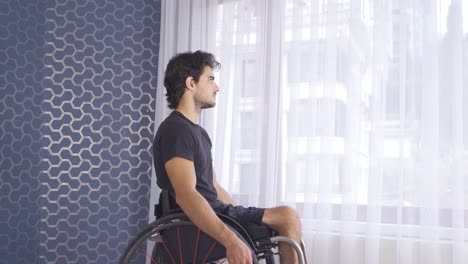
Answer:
[
  {"left": 140, "top": 246, "right": 158, "bottom": 264},
  {"left": 201, "top": 240, "right": 218, "bottom": 264},
  {"left": 192, "top": 228, "right": 201, "bottom": 263},
  {"left": 161, "top": 237, "right": 177, "bottom": 264},
  {"left": 177, "top": 226, "right": 183, "bottom": 264}
]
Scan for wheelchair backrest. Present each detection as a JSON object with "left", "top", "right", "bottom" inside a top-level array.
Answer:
[{"left": 154, "top": 189, "right": 181, "bottom": 218}]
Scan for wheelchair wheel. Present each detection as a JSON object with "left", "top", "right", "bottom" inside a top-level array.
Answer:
[
  {"left": 150, "top": 241, "right": 171, "bottom": 263},
  {"left": 120, "top": 213, "right": 261, "bottom": 264}
]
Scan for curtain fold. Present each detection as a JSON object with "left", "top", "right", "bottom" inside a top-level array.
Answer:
[{"left": 154, "top": 0, "right": 467, "bottom": 263}]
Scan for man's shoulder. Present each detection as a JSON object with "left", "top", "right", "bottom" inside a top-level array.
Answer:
[
  {"left": 157, "top": 112, "right": 195, "bottom": 137},
  {"left": 160, "top": 112, "right": 189, "bottom": 127}
]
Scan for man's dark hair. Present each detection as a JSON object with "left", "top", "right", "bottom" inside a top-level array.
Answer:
[{"left": 164, "top": 50, "right": 221, "bottom": 109}]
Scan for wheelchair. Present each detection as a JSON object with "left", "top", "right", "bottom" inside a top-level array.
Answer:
[{"left": 120, "top": 191, "right": 308, "bottom": 263}]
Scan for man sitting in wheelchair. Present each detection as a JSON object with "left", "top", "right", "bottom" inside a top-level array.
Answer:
[{"left": 153, "top": 50, "right": 303, "bottom": 264}]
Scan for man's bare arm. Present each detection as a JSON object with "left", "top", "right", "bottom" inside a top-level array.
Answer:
[
  {"left": 213, "top": 167, "right": 236, "bottom": 206},
  {"left": 165, "top": 157, "right": 251, "bottom": 263}
]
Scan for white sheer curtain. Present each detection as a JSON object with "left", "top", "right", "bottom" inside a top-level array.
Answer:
[
  {"left": 149, "top": 0, "right": 219, "bottom": 221},
  {"left": 154, "top": 0, "right": 468, "bottom": 263}
]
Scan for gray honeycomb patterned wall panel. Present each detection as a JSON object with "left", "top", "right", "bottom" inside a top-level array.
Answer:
[
  {"left": 1, "top": 0, "right": 160, "bottom": 263},
  {"left": 0, "top": 0, "right": 48, "bottom": 262}
]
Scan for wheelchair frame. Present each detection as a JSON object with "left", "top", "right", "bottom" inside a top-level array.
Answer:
[{"left": 120, "top": 211, "right": 309, "bottom": 264}]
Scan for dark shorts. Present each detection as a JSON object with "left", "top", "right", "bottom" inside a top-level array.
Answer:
[{"left": 210, "top": 201, "right": 265, "bottom": 229}]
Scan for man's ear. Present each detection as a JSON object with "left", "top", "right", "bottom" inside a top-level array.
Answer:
[{"left": 185, "top": 76, "right": 194, "bottom": 91}]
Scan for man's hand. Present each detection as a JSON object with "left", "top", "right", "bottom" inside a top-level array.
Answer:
[{"left": 225, "top": 236, "right": 253, "bottom": 264}]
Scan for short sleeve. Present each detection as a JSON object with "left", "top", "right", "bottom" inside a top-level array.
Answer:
[{"left": 159, "top": 122, "right": 195, "bottom": 163}]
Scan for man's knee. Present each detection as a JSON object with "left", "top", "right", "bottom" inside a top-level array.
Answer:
[
  {"left": 280, "top": 206, "right": 301, "bottom": 230},
  {"left": 263, "top": 206, "right": 301, "bottom": 232}
]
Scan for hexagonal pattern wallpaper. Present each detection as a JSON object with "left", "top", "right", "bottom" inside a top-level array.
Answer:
[{"left": 0, "top": 0, "right": 160, "bottom": 263}]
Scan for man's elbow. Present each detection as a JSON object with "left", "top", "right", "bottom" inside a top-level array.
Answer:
[{"left": 175, "top": 189, "right": 200, "bottom": 207}]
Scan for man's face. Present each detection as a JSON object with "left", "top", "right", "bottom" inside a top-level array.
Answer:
[{"left": 193, "top": 66, "right": 219, "bottom": 109}]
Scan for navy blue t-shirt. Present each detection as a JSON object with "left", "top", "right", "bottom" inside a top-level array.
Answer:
[{"left": 153, "top": 111, "right": 218, "bottom": 203}]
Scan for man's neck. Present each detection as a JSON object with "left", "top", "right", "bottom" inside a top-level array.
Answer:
[{"left": 175, "top": 105, "right": 201, "bottom": 124}]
